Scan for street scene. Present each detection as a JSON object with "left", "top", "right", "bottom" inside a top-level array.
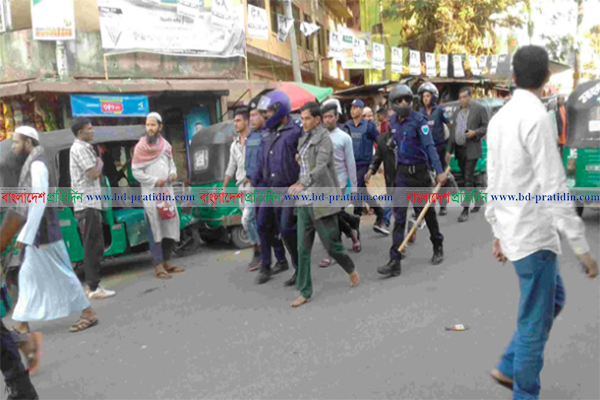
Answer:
[{"left": 1, "top": 0, "right": 600, "bottom": 399}]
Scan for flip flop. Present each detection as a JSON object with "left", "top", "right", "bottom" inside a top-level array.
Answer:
[
  {"left": 292, "top": 296, "right": 309, "bottom": 308},
  {"left": 153, "top": 271, "right": 172, "bottom": 280},
  {"left": 319, "top": 258, "right": 334, "bottom": 268},
  {"left": 12, "top": 325, "right": 30, "bottom": 335},
  {"left": 70, "top": 318, "right": 99, "bottom": 333},
  {"left": 165, "top": 265, "right": 185, "bottom": 274}
]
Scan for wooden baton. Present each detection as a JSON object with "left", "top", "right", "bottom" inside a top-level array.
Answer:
[{"left": 397, "top": 165, "right": 452, "bottom": 254}]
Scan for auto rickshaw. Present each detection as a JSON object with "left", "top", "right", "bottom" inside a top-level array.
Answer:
[
  {"left": 564, "top": 79, "right": 600, "bottom": 216},
  {"left": 0, "top": 125, "right": 200, "bottom": 289},
  {"left": 189, "top": 121, "right": 251, "bottom": 248}
]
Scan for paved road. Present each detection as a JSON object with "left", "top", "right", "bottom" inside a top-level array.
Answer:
[{"left": 3, "top": 208, "right": 599, "bottom": 399}]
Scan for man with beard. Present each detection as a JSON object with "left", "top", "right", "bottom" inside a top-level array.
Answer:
[
  {"left": 132, "top": 113, "right": 185, "bottom": 280},
  {"left": 11, "top": 126, "right": 98, "bottom": 334}
]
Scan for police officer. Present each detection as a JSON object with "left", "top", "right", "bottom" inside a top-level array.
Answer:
[
  {"left": 418, "top": 82, "right": 451, "bottom": 215},
  {"left": 378, "top": 85, "right": 447, "bottom": 277},
  {"left": 251, "top": 90, "right": 302, "bottom": 286},
  {"left": 343, "top": 99, "right": 386, "bottom": 235}
]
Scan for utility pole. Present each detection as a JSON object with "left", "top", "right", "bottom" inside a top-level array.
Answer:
[
  {"left": 285, "top": 0, "right": 302, "bottom": 83},
  {"left": 573, "top": 0, "right": 583, "bottom": 88},
  {"left": 311, "top": 0, "right": 320, "bottom": 86}
]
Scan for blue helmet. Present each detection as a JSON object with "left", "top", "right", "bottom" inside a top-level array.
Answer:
[
  {"left": 417, "top": 82, "right": 439, "bottom": 106},
  {"left": 259, "top": 90, "right": 292, "bottom": 129}
]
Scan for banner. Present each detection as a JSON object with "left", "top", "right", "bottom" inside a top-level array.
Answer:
[
  {"left": 497, "top": 54, "right": 512, "bottom": 77},
  {"left": 425, "top": 52, "right": 436, "bottom": 77},
  {"left": 248, "top": 4, "right": 269, "bottom": 40},
  {"left": 453, "top": 55, "right": 465, "bottom": 78},
  {"left": 479, "top": 55, "right": 488, "bottom": 74},
  {"left": 31, "top": 0, "right": 75, "bottom": 41},
  {"left": 439, "top": 54, "right": 448, "bottom": 78},
  {"left": 391, "top": 47, "right": 403, "bottom": 74},
  {"left": 300, "top": 21, "right": 320, "bottom": 37},
  {"left": 276, "top": 14, "right": 294, "bottom": 43},
  {"left": 409, "top": 50, "right": 420, "bottom": 76},
  {"left": 372, "top": 42, "right": 385, "bottom": 70},
  {"left": 328, "top": 30, "right": 343, "bottom": 60},
  {"left": 469, "top": 55, "right": 480, "bottom": 75},
  {"left": 491, "top": 55, "right": 499, "bottom": 75},
  {"left": 97, "top": 0, "right": 245, "bottom": 58},
  {"left": 341, "top": 29, "right": 354, "bottom": 50},
  {"left": 177, "top": 0, "right": 200, "bottom": 20},
  {"left": 70, "top": 95, "right": 149, "bottom": 117},
  {"left": 340, "top": 28, "right": 371, "bottom": 70},
  {"left": 353, "top": 37, "right": 367, "bottom": 63}
]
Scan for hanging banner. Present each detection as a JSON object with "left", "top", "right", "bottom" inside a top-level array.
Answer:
[
  {"left": 328, "top": 30, "right": 343, "bottom": 60},
  {"left": 31, "top": 0, "right": 76, "bottom": 41},
  {"left": 177, "top": 0, "right": 200, "bottom": 20},
  {"left": 469, "top": 55, "right": 480, "bottom": 75},
  {"left": 248, "top": 4, "right": 269, "bottom": 40},
  {"left": 491, "top": 55, "right": 499, "bottom": 75},
  {"left": 425, "top": 52, "right": 436, "bottom": 77},
  {"left": 453, "top": 55, "right": 465, "bottom": 78},
  {"left": 497, "top": 54, "right": 512, "bottom": 77},
  {"left": 479, "top": 55, "right": 488, "bottom": 74},
  {"left": 276, "top": 14, "right": 294, "bottom": 43},
  {"left": 70, "top": 95, "right": 149, "bottom": 117},
  {"left": 97, "top": 0, "right": 245, "bottom": 58},
  {"left": 300, "top": 21, "right": 320, "bottom": 37},
  {"left": 409, "top": 50, "right": 421, "bottom": 76},
  {"left": 372, "top": 42, "right": 385, "bottom": 70},
  {"left": 340, "top": 28, "right": 372, "bottom": 70},
  {"left": 341, "top": 29, "right": 354, "bottom": 50},
  {"left": 439, "top": 54, "right": 448, "bottom": 78},
  {"left": 391, "top": 47, "right": 403, "bottom": 74}
]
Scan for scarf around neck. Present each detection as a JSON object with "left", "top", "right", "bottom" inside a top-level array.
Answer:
[{"left": 132, "top": 135, "right": 173, "bottom": 168}]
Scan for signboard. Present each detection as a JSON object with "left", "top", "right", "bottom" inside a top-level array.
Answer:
[
  {"left": 391, "top": 47, "right": 403, "bottom": 74},
  {"left": 469, "top": 55, "right": 480, "bottom": 75},
  {"left": 247, "top": 4, "right": 268, "bottom": 40},
  {"left": 328, "top": 30, "right": 343, "bottom": 60},
  {"left": 277, "top": 14, "right": 294, "bottom": 43},
  {"left": 453, "top": 55, "right": 465, "bottom": 78},
  {"left": 70, "top": 95, "right": 150, "bottom": 117},
  {"left": 479, "top": 55, "right": 488, "bottom": 74},
  {"left": 409, "top": 50, "right": 420, "bottom": 76},
  {"left": 341, "top": 30, "right": 354, "bottom": 50},
  {"left": 425, "top": 52, "right": 436, "bottom": 77},
  {"left": 491, "top": 55, "right": 499, "bottom": 75},
  {"left": 31, "top": 0, "right": 75, "bottom": 41},
  {"left": 340, "top": 28, "right": 371, "bottom": 70},
  {"left": 439, "top": 54, "right": 448, "bottom": 77},
  {"left": 97, "top": 0, "right": 245, "bottom": 58},
  {"left": 372, "top": 42, "right": 385, "bottom": 70}
]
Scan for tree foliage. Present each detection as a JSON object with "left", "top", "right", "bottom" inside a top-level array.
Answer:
[{"left": 382, "top": 0, "right": 525, "bottom": 55}]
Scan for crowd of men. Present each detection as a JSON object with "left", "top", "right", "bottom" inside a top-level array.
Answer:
[{"left": 1, "top": 45, "right": 598, "bottom": 400}]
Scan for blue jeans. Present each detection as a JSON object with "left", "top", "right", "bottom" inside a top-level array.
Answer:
[
  {"left": 241, "top": 200, "right": 260, "bottom": 245},
  {"left": 382, "top": 203, "right": 392, "bottom": 226},
  {"left": 497, "top": 250, "right": 566, "bottom": 399}
]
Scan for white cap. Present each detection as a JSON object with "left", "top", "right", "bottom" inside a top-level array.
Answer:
[
  {"left": 15, "top": 126, "right": 39, "bottom": 142},
  {"left": 146, "top": 112, "right": 163, "bottom": 123}
]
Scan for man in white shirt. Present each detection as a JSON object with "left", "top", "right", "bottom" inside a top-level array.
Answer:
[{"left": 485, "top": 45, "right": 598, "bottom": 399}]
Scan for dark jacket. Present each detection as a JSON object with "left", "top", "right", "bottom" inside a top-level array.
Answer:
[
  {"left": 448, "top": 101, "right": 489, "bottom": 160},
  {"left": 343, "top": 118, "right": 379, "bottom": 166},
  {"left": 251, "top": 118, "right": 303, "bottom": 189},
  {"left": 245, "top": 128, "right": 263, "bottom": 180},
  {"left": 369, "top": 130, "right": 396, "bottom": 194},
  {"left": 419, "top": 105, "right": 450, "bottom": 148}
]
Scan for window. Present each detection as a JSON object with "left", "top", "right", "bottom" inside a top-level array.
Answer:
[{"left": 269, "top": 0, "right": 285, "bottom": 33}]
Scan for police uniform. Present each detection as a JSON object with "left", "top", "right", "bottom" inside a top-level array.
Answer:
[
  {"left": 420, "top": 105, "right": 451, "bottom": 209},
  {"left": 389, "top": 110, "right": 444, "bottom": 262},
  {"left": 343, "top": 118, "right": 384, "bottom": 219},
  {"left": 252, "top": 118, "right": 303, "bottom": 272}
]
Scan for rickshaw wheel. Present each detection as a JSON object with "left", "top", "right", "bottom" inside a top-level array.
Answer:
[
  {"left": 230, "top": 226, "right": 252, "bottom": 249},
  {"left": 173, "top": 226, "right": 201, "bottom": 258}
]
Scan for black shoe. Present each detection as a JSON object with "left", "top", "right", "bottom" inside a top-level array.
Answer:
[
  {"left": 400, "top": 249, "right": 406, "bottom": 260},
  {"left": 284, "top": 272, "right": 297, "bottom": 287},
  {"left": 6, "top": 372, "right": 39, "bottom": 400},
  {"left": 377, "top": 259, "right": 401, "bottom": 277},
  {"left": 472, "top": 205, "right": 481, "bottom": 213},
  {"left": 458, "top": 208, "right": 469, "bottom": 223},
  {"left": 255, "top": 268, "right": 271, "bottom": 285},
  {"left": 272, "top": 259, "right": 289, "bottom": 275},
  {"left": 431, "top": 245, "right": 444, "bottom": 265},
  {"left": 373, "top": 220, "right": 390, "bottom": 236},
  {"left": 439, "top": 207, "right": 447, "bottom": 216}
]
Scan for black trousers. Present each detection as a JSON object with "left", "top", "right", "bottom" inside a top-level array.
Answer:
[
  {"left": 75, "top": 208, "right": 104, "bottom": 292},
  {"left": 436, "top": 146, "right": 449, "bottom": 208},
  {"left": 354, "top": 163, "right": 383, "bottom": 218},
  {"left": 1, "top": 320, "right": 37, "bottom": 397},
  {"left": 455, "top": 146, "right": 479, "bottom": 208},
  {"left": 338, "top": 210, "right": 355, "bottom": 239}
]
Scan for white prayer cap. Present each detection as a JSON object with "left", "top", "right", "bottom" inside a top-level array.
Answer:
[
  {"left": 15, "top": 126, "right": 39, "bottom": 142},
  {"left": 146, "top": 112, "right": 163, "bottom": 123}
]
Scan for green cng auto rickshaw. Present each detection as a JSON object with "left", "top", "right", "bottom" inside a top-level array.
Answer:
[
  {"left": 564, "top": 79, "right": 600, "bottom": 216},
  {"left": 0, "top": 125, "right": 200, "bottom": 289},
  {"left": 189, "top": 121, "right": 251, "bottom": 248}
]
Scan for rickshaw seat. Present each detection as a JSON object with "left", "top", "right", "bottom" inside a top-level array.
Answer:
[{"left": 114, "top": 208, "right": 146, "bottom": 224}]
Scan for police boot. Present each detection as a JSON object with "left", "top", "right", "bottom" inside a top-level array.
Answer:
[
  {"left": 272, "top": 259, "right": 290, "bottom": 275},
  {"left": 377, "top": 259, "right": 401, "bottom": 277},
  {"left": 6, "top": 372, "right": 39, "bottom": 400},
  {"left": 255, "top": 267, "right": 271, "bottom": 285},
  {"left": 438, "top": 206, "right": 447, "bottom": 216},
  {"left": 458, "top": 208, "right": 469, "bottom": 223},
  {"left": 431, "top": 244, "right": 444, "bottom": 265}
]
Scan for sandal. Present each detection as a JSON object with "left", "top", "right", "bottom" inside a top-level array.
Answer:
[
  {"left": 292, "top": 296, "right": 309, "bottom": 308},
  {"left": 69, "top": 318, "right": 99, "bottom": 333},
  {"left": 164, "top": 262, "right": 185, "bottom": 275},
  {"left": 12, "top": 325, "right": 30, "bottom": 335},
  {"left": 319, "top": 258, "right": 333, "bottom": 268}
]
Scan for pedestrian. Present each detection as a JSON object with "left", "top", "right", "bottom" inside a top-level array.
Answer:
[
  {"left": 70, "top": 118, "right": 116, "bottom": 300},
  {"left": 555, "top": 94, "right": 567, "bottom": 154},
  {"left": 343, "top": 99, "right": 386, "bottom": 234},
  {"left": 446, "top": 87, "right": 489, "bottom": 222},
  {"left": 11, "top": 126, "right": 98, "bottom": 334},
  {"left": 288, "top": 102, "right": 360, "bottom": 308},
  {"left": 132, "top": 112, "right": 185, "bottom": 280},
  {"left": 375, "top": 107, "right": 393, "bottom": 228},
  {"left": 251, "top": 90, "right": 302, "bottom": 286},
  {"left": 362, "top": 106, "right": 374, "bottom": 121},
  {"left": 485, "top": 45, "right": 598, "bottom": 399},
  {"left": 417, "top": 82, "right": 451, "bottom": 216},
  {"left": 222, "top": 109, "right": 262, "bottom": 271},
  {"left": 319, "top": 99, "right": 361, "bottom": 268},
  {"left": 245, "top": 97, "right": 289, "bottom": 274},
  {"left": 376, "top": 107, "right": 389, "bottom": 134},
  {"left": 378, "top": 85, "right": 447, "bottom": 277}
]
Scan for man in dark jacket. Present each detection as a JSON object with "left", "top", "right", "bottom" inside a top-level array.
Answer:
[{"left": 447, "top": 87, "right": 489, "bottom": 222}]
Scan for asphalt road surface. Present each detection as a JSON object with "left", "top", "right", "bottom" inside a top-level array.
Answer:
[{"left": 3, "top": 207, "right": 599, "bottom": 399}]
